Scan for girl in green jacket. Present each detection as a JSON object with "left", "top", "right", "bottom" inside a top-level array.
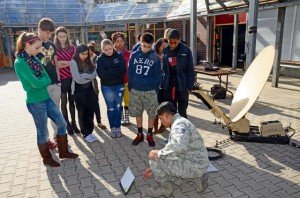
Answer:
[{"left": 14, "top": 32, "right": 78, "bottom": 167}]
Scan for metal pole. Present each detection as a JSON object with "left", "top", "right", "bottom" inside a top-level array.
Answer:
[
  {"left": 4, "top": 29, "right": 12, "bottom": 67},
  {"left": 135, "top": 23, "right": 140, "bottom": 42},
  {"left": 84, "top": 26, "right": 88, "bottom": 44},
  {"left": 206, "top": 16, "right": 211, "bottom": 62},
  {"left": 245, "top": 0, "right": 259, "bottom": 70},
  {"left": 80, "top": 27, "right": 84, "bottom": 43},
  {"left": 272, "top": 7, "right": 286, "bottom": 87},
  {"left": 190, "top": 0, "right": 197, "bottom": 65},
  {"left": 182, "top": 19, "right": 186, "bottom": 42},
  {"left": 232, "top": 14, "right": 239, "bottom": 69}
]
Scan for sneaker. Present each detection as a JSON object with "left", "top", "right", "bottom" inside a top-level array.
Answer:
[
  {"left": 48, "top": 140, "right": 57, "bottom": 150},
  {"left": 132, "top": 133, "right": 144, "bottom": 145},
  {"left": 123, "top": 109, "right": 130, "bottom": 125},
  {"left": 84, "top": 134, "right": 94, "bottom": 143},
  {"left": 147, "top": 134, "right": 155, "bottom": 147},
  {"left": 90, "top": 134, "right": 99, "bottom": 142},
  {"left": 123, "top": 119, "right": 130, "bottom": 125},
  {"left": 115, "top": 128, "right": 122, "bottom": 138},
  {"left": 110, "top": 128, "right": 117, "bottom": 138}
]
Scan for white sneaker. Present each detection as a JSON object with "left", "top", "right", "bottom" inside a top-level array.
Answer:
[
  {"left": 84, "top": 134, "right": 94, "bottom": 143},
  {"left": 90, "top": 134, "right": 99, "bottom": 142}
]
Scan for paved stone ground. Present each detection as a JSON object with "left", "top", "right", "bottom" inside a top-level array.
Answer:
[{"left": 0, "top": 70, "right": 299, "bottom": 198}]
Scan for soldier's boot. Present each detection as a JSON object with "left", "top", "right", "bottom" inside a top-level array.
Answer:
[
  {"left": 194, "top": 173, "right": 209, "bottom": 193},
  {"left": 146, "top": 181, "right": 173, "bottom": 197}
]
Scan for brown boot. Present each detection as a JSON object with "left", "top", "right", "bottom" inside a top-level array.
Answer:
[
  {"left": 57, "top": 134, "right": 79, "bottom": 159},
  {"left": 38, "top": 143, "right": 60, "bottom": 167}
]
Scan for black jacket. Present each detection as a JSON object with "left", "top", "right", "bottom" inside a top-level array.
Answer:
[
  {"left": 162, "top": 43, "right": 195, "bottom": 92},
  {"left": 96, "top": 51, "right": 126, "bottom": 86}
]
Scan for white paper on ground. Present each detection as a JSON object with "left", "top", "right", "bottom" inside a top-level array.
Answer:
[
  {"left": 120, "top": 167, "right": 135, "bottom": 193},
  {"left": 207, "top": 162, "right": 218, "bottom": 172}
]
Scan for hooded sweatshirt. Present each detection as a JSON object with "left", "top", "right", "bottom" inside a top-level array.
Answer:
[
  {"left": 96, "top": 51, "right": 126, "bottom": 86},
  {"left": 128, "top": 48, "right": 161, "bottom": 92}
]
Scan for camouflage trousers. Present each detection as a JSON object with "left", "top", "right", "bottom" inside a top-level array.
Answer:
[
  {"left": 149, "top": 158, "right": 207, "bottom": 184},
  {"left": 129, "top": 89, "right": 158, "bottom": 119}
]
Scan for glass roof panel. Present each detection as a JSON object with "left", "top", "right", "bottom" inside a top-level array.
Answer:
[
  {"left": 27, "top": 4, "right": 44, "bottom": 9},
  {"left": 1, "top": 0, "right": 178, "bottom": 26},
  {"left": 27, "top": 7, "right": 45, "bottom": 12},
  {"left": 105, "top": 15, "right": 124, "bottom": 21}
]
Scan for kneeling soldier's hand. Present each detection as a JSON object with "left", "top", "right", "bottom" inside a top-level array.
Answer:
[
  {"left": 143, "top": 168, "right": 152, "bottom": 179},
  {"left": 149, "top": 150, "right": 159, "bottom": 160}
]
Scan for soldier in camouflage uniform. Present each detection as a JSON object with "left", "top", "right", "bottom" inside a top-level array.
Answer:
[{"left": 143, "top": 101, "right": 209, "bottom": 197}]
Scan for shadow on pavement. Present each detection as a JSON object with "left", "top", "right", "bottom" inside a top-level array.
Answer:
[{"left": 0, "top": 71, "right": 19, "bottom": 87}]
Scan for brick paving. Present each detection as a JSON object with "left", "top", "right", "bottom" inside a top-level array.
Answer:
[{"left": 0, "top": 69, "right": 299, "bottom": 198}]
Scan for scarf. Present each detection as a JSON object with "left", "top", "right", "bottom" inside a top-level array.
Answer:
[{"left": 18, "top": 50, "right": 43, "bottom": 79}]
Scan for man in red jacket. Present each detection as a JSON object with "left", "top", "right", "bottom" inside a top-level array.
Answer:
[{"left": 111, "top": 32, "right": 131, "bottom": 125}]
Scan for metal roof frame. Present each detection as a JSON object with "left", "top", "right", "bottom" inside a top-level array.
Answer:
[
  {"left": 0, "top": 0, "right": 179, "bottom": 28},
  {"left": 166, "top": 0, "right": 300, "bottom": 20}
]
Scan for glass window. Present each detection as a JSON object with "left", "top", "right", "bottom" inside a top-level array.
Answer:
[{"left": 1, "top": 0, "right": 178, "bottom": 26}]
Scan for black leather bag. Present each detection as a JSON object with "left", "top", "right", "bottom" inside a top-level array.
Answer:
[{"left": 211, "top": 84, "right": 226, "bottom": 99}]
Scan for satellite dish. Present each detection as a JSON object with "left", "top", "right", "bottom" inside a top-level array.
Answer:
[{"left": 230, "top": 46, "right": 275, "bottom": 122}]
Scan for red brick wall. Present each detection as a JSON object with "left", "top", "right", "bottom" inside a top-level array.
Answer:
[{"left": 166, "top": 17, "right": 214, "bottom": 64}]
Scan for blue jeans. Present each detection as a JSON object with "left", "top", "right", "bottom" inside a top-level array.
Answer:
[
  {"left": 101, "top": 85, "right": 124, "bottom": 129},
  {"left": 27, "top": 98, "right": 67, "bottom": 144}
]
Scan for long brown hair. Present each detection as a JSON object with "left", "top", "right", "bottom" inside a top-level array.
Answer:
[
  {"left": 73, "top": 43, "right": 94, "bottom": 73},
  {"left": 54, "top": 26, "right": 71, "bottom": 49},
  {"left": 16, "top": 32, "right": 40, "bottom": 55}
]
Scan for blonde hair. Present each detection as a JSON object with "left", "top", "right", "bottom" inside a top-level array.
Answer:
[
  {"left": 101, "top": 39, "right": 113, "bottom": 50},
  {"left": 164, "top": 28, "right": 172, "bottom": 39}
]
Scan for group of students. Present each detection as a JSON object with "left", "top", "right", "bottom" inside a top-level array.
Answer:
[
  {"left": 14, "top": 17, "right": 195, "bottom": 162},
  {"left": 14, "top": 17, "right": 210, "bottom": 197}
]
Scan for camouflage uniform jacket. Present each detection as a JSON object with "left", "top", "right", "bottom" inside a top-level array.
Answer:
[{"left": 157, "top": 113, "right": 209, "bottom": 173}]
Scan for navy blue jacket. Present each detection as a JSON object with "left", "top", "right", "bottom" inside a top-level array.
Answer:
[
  {"left": 128, "top": 48, "right": 161, "bottom": 92},
  {"left": 96, "top": 51, "right": 126, "bottom": 86},
  {"left": 162, "top": 43, "right": 195, "bottom": 92}
]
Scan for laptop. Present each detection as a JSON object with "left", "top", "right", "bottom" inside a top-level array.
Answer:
[{"left": 201, "top": 61, "right": 219, "bottom": 71}]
